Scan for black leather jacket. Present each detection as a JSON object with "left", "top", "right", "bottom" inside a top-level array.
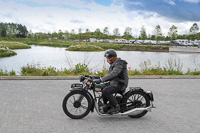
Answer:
[{"left": 101, "top": 58, "right": 129, "bottom": 88}]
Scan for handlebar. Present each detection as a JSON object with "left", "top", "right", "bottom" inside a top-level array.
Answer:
[{"left": 83, "top": 74, "right": 101, "bottom": 79}]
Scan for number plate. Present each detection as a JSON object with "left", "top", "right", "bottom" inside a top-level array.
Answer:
[{"left": 71, "top": 83, "right": 83, "bottom": 88}]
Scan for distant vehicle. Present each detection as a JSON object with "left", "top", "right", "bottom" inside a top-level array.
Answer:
[
  {"left": 175, "top": 39, "right": 188, "bottom": 45},
  {"left": 115, "top": 39, "right": 128, "bottom": 44},
  {"left": 128, "top": 40, "right": 135, "bottom": 44}
]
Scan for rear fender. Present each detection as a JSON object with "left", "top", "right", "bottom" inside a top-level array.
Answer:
[{"left": 125, "top": 87, "right": 154, "bottom": 101}]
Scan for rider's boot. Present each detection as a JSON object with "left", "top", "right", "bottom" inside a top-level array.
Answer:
[
  {"left": 100, "top": 104, "right": 109, "bottom": 114},
  {"left": 107, "top": 104, "right": 120, "bottom": 114},
  {"left": 102, "top": 104, "right": 109, "bottom": 113}
]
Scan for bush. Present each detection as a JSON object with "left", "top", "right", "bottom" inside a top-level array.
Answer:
[{"left": 73, "top": 63, "right": 90, "bottom": 75}]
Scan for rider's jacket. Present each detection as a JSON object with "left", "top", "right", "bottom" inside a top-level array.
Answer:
[{"left": 101, "top": 58, "right": 129, "bottom": 89}]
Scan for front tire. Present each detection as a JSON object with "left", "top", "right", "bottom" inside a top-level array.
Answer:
[
  {"left": 122, "top": 91, "right": 150, "bottom": 118},
  {"left": 62, "top": 90, "right": 92, "bottom": 119}
]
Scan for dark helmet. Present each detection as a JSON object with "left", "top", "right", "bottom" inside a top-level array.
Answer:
[
  {"left": 104, "top": 49, "right": 117, "bottom": 63},
  {"left": 104, "top": 49, "right": 117, "bottom": 58}
]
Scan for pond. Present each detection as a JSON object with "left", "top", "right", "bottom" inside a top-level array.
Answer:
[{"left": 0, "top": 45, "right": 200, "bottom": 75}]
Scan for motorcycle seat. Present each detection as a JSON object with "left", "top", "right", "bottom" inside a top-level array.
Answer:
[{"left": 117, "top": 89, "right": 126, "bottom": 95}]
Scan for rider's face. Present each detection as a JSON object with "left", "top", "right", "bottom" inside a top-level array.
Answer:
[{"left": 106, "top": 57, "right": 111, "bottom": 64}]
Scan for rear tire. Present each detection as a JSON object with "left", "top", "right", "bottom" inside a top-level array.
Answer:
[
  {"left": 122, "top": 91, "right": 150, "bottom": 118},
  {"left": 62, "top": 90, "right": 92, "bottom": 119}
]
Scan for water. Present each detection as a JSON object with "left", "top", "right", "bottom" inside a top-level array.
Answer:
[{"left": 0, "top": 45, "right": 200, "bottom": 75}]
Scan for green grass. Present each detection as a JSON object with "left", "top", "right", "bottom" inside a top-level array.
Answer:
[
  {"left": 0, "top": 69, "right": 16, "bottom": 76},
  {"left": 0, "top": 38, "right": 169, "bottom": 52},
  {"left": 67, "top": 44, "right": 104, "bottom": 51},
  {"left": 0, "top": 41, "right": 30, "bottom": 57},
  {"left": 0, "top": 41, "right": 31, "bottom": 49},
  {"left": 68, "top": 42, "right": 169, "bottom": 51},
  {"left": 28, "top": 40, "right": 76, "bottom": 47},
  {"left": 20, "top": 63, "right": 92, "bottom": 76},
  {"left": 90, "top": 42, "right": 123, "bottom": 50},
  {"left": 0, "top": 49, "right": 17, "bottom": 58}
]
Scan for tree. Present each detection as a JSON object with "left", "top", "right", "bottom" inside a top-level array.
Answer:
[
  {"left": 27, "top": 30, "right": 33, "bottom": 38},
  {"left": 168, "top": 25, "right": 178, "bottom": 41},
  {"left": 0, "top": 22, "right": 28, "bottom": 38},
  {"left": 7, "top": 27, "right": 15, "bottom": 38},
  {"left": 113, "top": 28, "right": 120, "bottom": 39},
  {"left": 151, "top": 35, "right": 156, "bottom": 40},
  {"left": 52, "top": 31, "right": 58, "bottom": 39},
  {"left": 103, "top": 27, "right": 109, "bottom": 41},
  {"left": 140, "top": 26, "right": 147, "bottom": 42},
  {"left": 70, "top": 29, "right": 76, "bottom": 40},
  {"left": 190, "top": 23, "right": 199, "bottom": 40},
  {"left": 63, "top": 30, "right": 69, "bottom": 40},
  {"left": 190, "top": 23, "right": 199, "bottom": 35},
  {"left": 94, "top": 28, "right": 102, "bottom": 40},
  {"left": 84, "top": 28, "right": 90, "bottom": 43},
  {"left": 153, "top": 25, "right": 162, "bottom": 43},
  {"left": 123, "top": 27, "right": 132, "bottom": 40},
  {"left": 58, "top": 29, "right": 63, "bottom": 39},
  {"left": 78, "top": 28, "right": 83, "bottom": 42}
]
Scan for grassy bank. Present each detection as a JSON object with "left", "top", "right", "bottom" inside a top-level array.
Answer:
[
  {"left": 24, "top": 39, "right": 76, "bottom": 47},
  {"left": 67, "top": 44, "right": 104, "bottom": 51},
  {"left": 0, "top": 49, "right": 17, "bottom": 58},
  {"left": 0, "top": 41, "right": 31, "bottom": 49},
  {"left": 1, "top": 65, "right": 200, "bottom": 76},
  {"left": 1, "top": 59, "right": 200, "bottom": 76},
  {"left": 121, "top": 45, "right": 169, "bottom": 52},
  {"left": 68, "top": 42, "right": 169, "bottom": 52},
  {"left": 0, "top": 37, "right": 170, "bottom": 52},
  {"left": 0, "top": 69, "right": 16, "bottom": 76},
  {"left": 0, "top": 41, "right": 30, "bottom": 58}
]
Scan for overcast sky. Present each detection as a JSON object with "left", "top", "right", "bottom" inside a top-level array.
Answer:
[{"left": 1, "top": 0, "right": 200, "bottom": 37}]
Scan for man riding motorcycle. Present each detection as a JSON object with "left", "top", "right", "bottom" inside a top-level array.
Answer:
[{"left": 94, "top": 49, "right": 129, "bottom": 113}]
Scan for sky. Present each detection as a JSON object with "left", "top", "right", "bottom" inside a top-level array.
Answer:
[{"left": 0, "top": 0, "right": 200, "bottom": 37}]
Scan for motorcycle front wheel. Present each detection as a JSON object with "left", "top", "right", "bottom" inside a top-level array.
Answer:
[{"left": 62, "top": 90, "right": 92, "bottom": 119}]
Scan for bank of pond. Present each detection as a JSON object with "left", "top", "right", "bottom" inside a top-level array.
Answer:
[
  {"left": 0, "top": 40, "right": 169, "bottom": 58},
  {"left": 1, "top": 63, "right": 200, "bottom": 76}
]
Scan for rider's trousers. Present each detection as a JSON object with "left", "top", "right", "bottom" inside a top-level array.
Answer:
[{"left": 102, "top": 82, "right": 124, "bottom": 106}]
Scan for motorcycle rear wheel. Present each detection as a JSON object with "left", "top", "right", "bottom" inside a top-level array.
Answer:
[
  {"left": 123, "top": 91, "right": 150, "bottom": 118},
  {"left": 62, "top": 91, "right": 92, "bottom": 119}
]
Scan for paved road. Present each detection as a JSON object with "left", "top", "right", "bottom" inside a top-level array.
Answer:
[{"left": 0, "top": 79, "right": 200, "bottom": 133}]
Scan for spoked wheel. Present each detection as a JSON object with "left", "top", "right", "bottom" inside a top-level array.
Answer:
[
  {"left": 62, "top": 91, "right": 92, "bottom": 119},
  {"left": 123, "top": 91, "right": 150, "bottom": 118}
]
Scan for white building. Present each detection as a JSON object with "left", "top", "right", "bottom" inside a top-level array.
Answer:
[
  {"left": 89, "top": 38, "right": 97, "bottom": 42},
  {"left": 114, "top": 39, "right": 128, "bottom": 43}
]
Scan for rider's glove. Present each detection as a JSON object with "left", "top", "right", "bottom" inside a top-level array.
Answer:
[{"left": 93, "top": 79, "right": 102, "bottom": 84}]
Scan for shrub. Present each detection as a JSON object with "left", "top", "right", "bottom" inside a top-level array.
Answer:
[{"left": 73, "top": 63, "right": 89, "bottom": 75}]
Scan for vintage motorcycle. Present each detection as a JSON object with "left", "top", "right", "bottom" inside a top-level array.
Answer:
[{"left": 62, "top": 74, "right": 155, "bottom": 119}]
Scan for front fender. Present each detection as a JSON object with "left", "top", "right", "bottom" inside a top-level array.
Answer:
[{"left": 70, "top": 88, "right": 95, "bottom": 112}]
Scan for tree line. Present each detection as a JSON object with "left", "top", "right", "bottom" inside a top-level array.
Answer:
[
  {"left": 0, "top": 22, "right": 28, "bottom": 38},
  {"left": 0, "top": 22, "right": 199, "bottom": 41}
]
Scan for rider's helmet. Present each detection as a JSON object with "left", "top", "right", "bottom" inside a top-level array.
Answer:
[{"left": 104, "top": 49, "right": 117, "bottom": 63}]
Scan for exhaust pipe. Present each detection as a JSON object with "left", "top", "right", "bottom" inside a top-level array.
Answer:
[
  {"left": 120, "top": 106, "right": 152, "bottom": 115},
  {"left": 96, "top": 102, "right": 155, "bottom": 116}
]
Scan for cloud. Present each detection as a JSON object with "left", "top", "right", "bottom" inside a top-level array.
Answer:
[
  {"left": 182, "top": 0, "right": 200, "bottom": 3},
  {"left": 166, "top": 0, "right": 176, "bottom": 6},
  {"left": 0, "top": 0, "right": 199, "bottom": 36},
  {"left": 123, "top": 0, "right": 200, "bottom": 21},
  {"left": 70, "top": 19, "right": 84, "bottom": 24}
]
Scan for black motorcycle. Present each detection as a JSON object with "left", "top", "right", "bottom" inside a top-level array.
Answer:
[{"left": 62, "top": 74, "right": 155, "bottom": 119}]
